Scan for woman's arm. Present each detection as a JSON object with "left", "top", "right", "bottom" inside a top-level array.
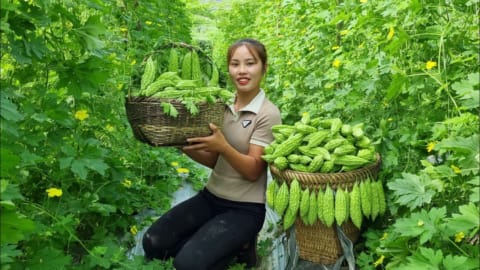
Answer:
[
  {"left": 179, "top": 148, "right": 219, "bottom": 169},
  {"left": 182, "top": 123, "right": 266, "bottom": 181}
]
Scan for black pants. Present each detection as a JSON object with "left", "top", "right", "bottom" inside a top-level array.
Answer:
[{"left": 142, "top": 188, "right": 266, "bottom": 270}]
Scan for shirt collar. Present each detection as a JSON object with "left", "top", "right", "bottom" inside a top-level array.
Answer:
[{"left": 228, "top": 89, "right": 266, "bottom": 115}]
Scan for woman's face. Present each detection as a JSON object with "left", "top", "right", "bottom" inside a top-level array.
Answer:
[{"left": 228, "top": 45, "right": 265, "bottom": 94}]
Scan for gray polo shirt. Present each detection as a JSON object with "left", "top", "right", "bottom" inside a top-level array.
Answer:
[{"left": 206, "top": 90, "right": 281, "bottom": 203}]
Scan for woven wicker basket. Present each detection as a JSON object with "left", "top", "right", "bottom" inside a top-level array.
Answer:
[
  {"left": 125, "top": 42, "right": 227, "bottom": 147},
  {"left": 270, "top": 154, "right": 382, "bottom": 265},
  {"left": 125, "top": 97, "right": 226, "bottom": 147},
  {"left": 295, "top": 219, "right": 360, "bottom": 265}
]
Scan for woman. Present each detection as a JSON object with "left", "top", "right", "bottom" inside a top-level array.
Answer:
[{"left": 142, "top": 38, "right": 281, "bottom": 270}]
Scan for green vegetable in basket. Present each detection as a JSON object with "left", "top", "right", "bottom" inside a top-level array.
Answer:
[
  {"left": 208, "top": 64, "right": 219, "bottom": 86},
  {"left": 176, "top": 79, "right": 199, "bottom": 89},
  {"left": 181, "top": 50, "right": 201, "bottom": 81},
  {"left": 142, "top": 79, "right": 176, "bottom": 97},
  {"left": 168, "top": 48, "right": 179, "bottom": 73},
  {"left": 141, "top": 56, "right": 157, "bottom": 90}
]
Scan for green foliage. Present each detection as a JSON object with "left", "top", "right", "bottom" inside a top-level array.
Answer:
[
  {"left": 0, "top": 0, "right": 203, "bottom": 269},
  {"left": 1, "top": 0, "right": 478, "bottom": 269},
  {"left": 215, "top": 0, "right": 479, "bottom": 269}
]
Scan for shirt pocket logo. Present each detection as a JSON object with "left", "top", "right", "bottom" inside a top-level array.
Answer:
[{"left": 242, "top": 120, "right": 252, "bottom": 128}]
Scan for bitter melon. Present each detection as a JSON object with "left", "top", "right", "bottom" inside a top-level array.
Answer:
[
  {"left": 360, "top": 179, "right": 372, "bottom": 218},
  {"left": 274, "top": 181, "right": 289, "bottom": 217},
  {"left": 334, "top": 187, "right": 348, "bottom": 226},
  {"left": 307, "top": 190, "right": 318, "bottom": 225},
  {"left": 266, "top": 180, "right": 278, "bottom": 209},
  {"left": 323, "top": 184, "right": 335, "bottom": 227},
  {"left": 350, "top": 182, "right": 363, "bottom": 229}
]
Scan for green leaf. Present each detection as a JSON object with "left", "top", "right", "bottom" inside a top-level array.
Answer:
[
  {"left": 0, "top": 210, "right": 36, "bottom": 244},
  {"left": 445, "top": 203, "right": 479, "bottom": 238},
  {"left": 0, "top": 244, "right": 22, "bottom": 265},
  {"left": 58, "top": 157, "right": 73, "bottom": 170},
  {"left": 161, "top": 102, "right": 179, "bottom": 118},
  {"left": 74, "top": 15, "right": 106, "bottom": 51},
  {"left": 0, "top": 180, "right": 24, "bottom": 201},
  {"left": 436, "top": 134, "right": 479, "bottom": 175},
  {"left": 393, "top": 207, "right": 446, "bottom": 244},
  {"left": 385, "top": 73, "right": 406, "bottom": 101},
  {"left": 442, "top": 254, "right": 475, "bottom": 270},
  {"left": 70, "top": 158, "right": 109, "bottom": 180},
  {"left": 387, "top": 173, "right": 436, "bottom": 209},
  {"left": 20, "top": 151, "right": 43, "bottom": 166},
  {"left": 27, "top": 247, "right": 72, "bottom": 270},
  {"left": 451, "top": 72, "right": 479, "bottom": 110},
  {"left": 0, "top": 149, "right": 20, "bottom": 176},
  {"left": 183, "top": 100, "right": 199, "bottom": 115},
  {"left": 0, "top": 95, "right": 24, "bottom": 122},
  {"left": 406, "top": 247, "right": 443, "bottom": 269}
]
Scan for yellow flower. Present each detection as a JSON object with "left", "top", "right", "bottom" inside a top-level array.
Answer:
[
  {"left": 145, "top": 20, "right": 153, "bottom": 25},
  {"left": 130, "top": 225, "right": 138, "bottom": 235},
  {"left": 387, "top": 117, "right": 393, "bottom": 122},
  {"left": 120, "top": 27, "right": 128, "bottom": 32},
  {"left": 454, "top": 232, "right": 465, "bottom": 242},
  {"left": 171, "top": 161, "right": 179, "bottom": 167},
  {"left": 340, "top": 30, "right": 349, "bottom": 36},
  {"left": 287, "top": 61, "right": 292, "bottom": 65},
  {"left": 451, "top": 165, "right": 461, "bottom": 174},
  {"left": 309, "top": 45, "right": 315, "bottom": 51},
  {"left": 284, "top": 81, "right": 290, "bottom": 88},
  {"left": 380, "top": 232, "right": 388, "bottom": 240},
  {"left": 360, "top": 0, "right": 368, "bottom": 3},
  {"left": 331, "top": 45, "right": 340, "bottom": 50},
  {"left": 426, "top": 60, "right": 437, "bottom": 70},
  {"left": 46, "top": 188, "right": 63, "bottom": 198},
  {"left": 74, "top": 110, "right": 89, "bottom": 121},
  {"left": 176, "top": 168, "right": 189, "bottom": 174},
  {"left": 417, "top": 220, "right": 424, "bottom": 227},
  {"left": 130, "top": 59, "right": 136, "bottom": 65},
  {"left": 332, "top": 59, "right": 341, "bottom": 68},
  {"left": 374, "top": 255, "right": 385, "bottom": 267},
  {"left": 122, "top": 179, "right": 132, "bottom": 188},
  {"left": 426, "top": 142, "right": 436, "bottom": 153},
  {"left": 387, "top": 27, "right": 394, "bottom": 41}
]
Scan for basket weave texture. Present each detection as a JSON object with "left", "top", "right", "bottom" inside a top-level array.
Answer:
[
  {"left": 295, "top": 218, "right": 360, "bottom": 265},
  {"left": 269, "top": 154, "right": 382, "bottom": 265},
  {"left": 125, "top": 97, "right": 226, "bottom": 147}
]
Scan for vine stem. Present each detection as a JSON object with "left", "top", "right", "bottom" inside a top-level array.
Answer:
[{"left": 446, "top": 237, "right": 470, "bottom": 257}]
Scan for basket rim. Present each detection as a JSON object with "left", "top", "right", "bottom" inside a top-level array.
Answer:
[{"left": 270, "top": 153, "right": 381, "bottom": 188}]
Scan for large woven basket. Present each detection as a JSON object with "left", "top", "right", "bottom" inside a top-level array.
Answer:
[
  {"left": 295, "top": 219, "right": 360, "bottom": 265},
  {"left": 270, "top": 154, "right": 382, "bottom": 265},
  {"left": 125, "top": 97, "right": 226, "bottom": 147}
]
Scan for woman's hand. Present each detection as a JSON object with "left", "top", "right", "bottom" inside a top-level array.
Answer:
[{"left": 183, "top": 123, "right": 228, "bottom": 153}]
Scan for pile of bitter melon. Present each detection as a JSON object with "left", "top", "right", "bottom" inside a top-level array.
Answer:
[
  {"left": 262, "top": 112, "right": 377, "bottom": 173},
  {"left": 130, "top": 47, "right": 234, "bottom": 117},
  {"left": 267, "top": 177, "right": 386, "bottom": 230},
  {"left": 263, "top": 113, "right": 386, "bottom": 230}
]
